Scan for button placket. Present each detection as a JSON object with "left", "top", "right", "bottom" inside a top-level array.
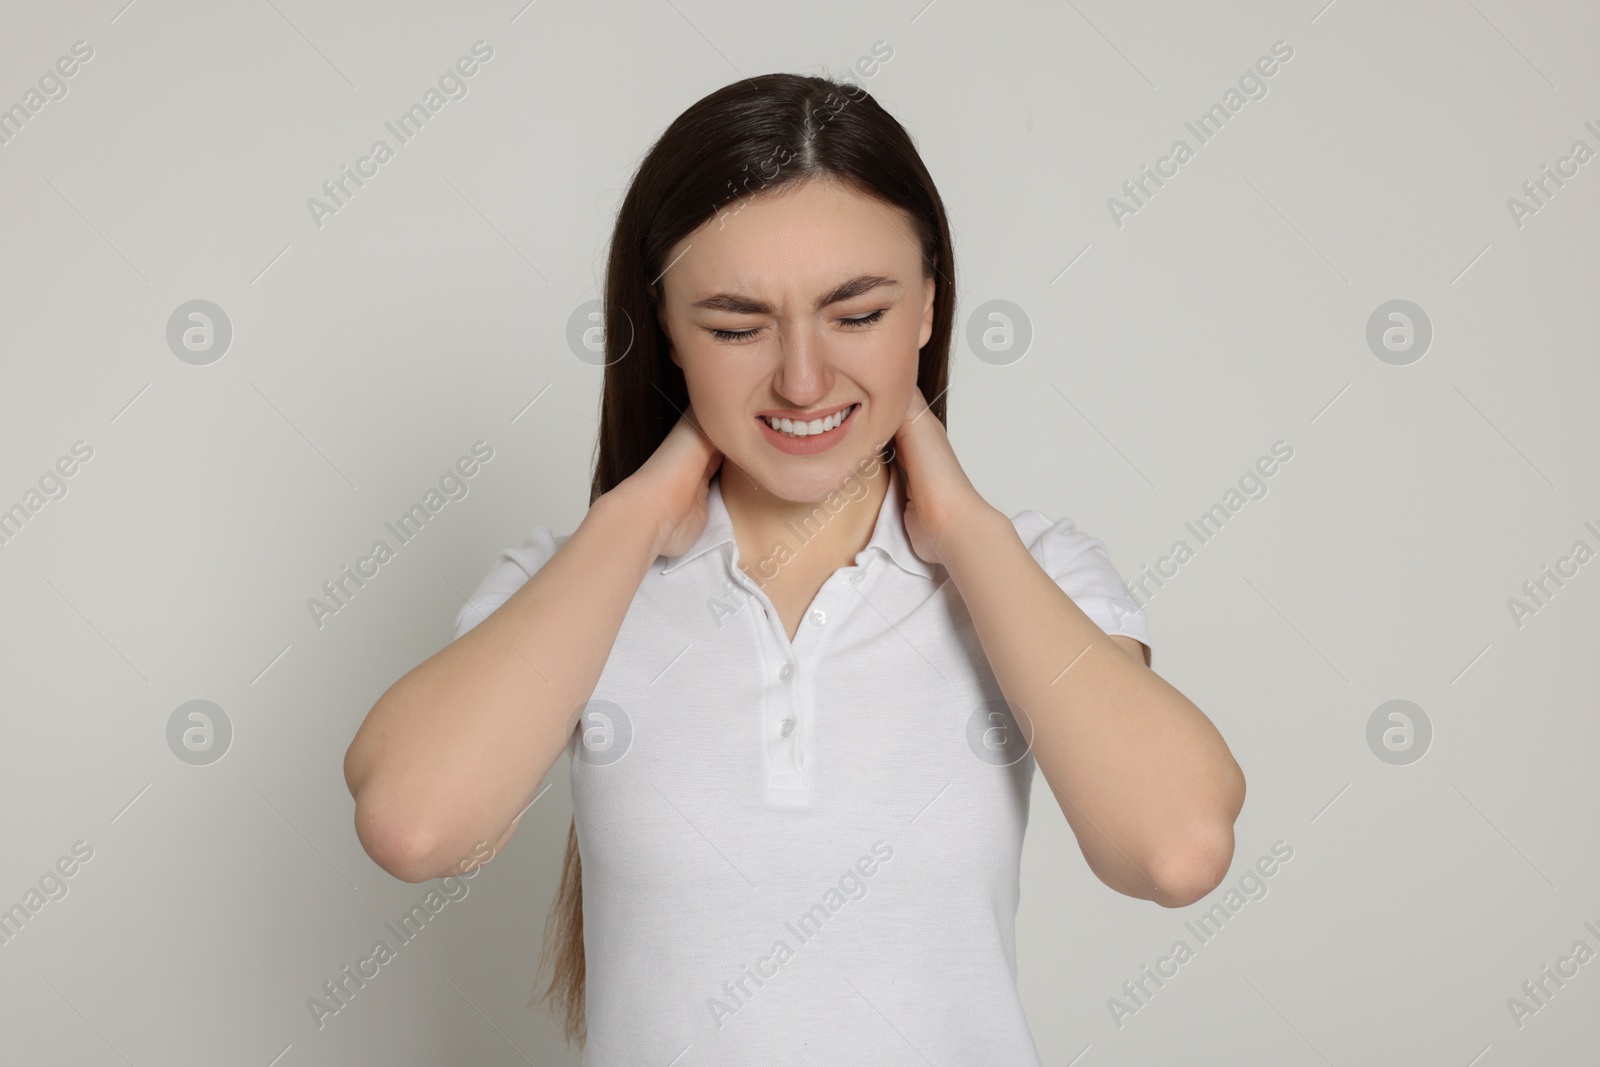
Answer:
[
  {"left": 735, "top": 553, "right": 857, "bottom": 792},
  {"left": 724, "top": 549, "right": 807, "bottom": 791},
  {"left": 786, "top": 575, "right": 852, "bottom": 779},
  {"left": 772, "top": 654, "right": 801, "bottom": 774},
  {"left": 763, "top": 601, "right": 803, "bottom": 786}
]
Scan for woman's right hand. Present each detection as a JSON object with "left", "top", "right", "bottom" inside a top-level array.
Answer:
[{"left": 612, "top": 404, "right": 724, "bottom": 559}]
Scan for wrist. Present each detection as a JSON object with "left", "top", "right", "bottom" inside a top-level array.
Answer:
[
  {"left": 590, "top": 482, "right": 671, "bottom": 563},
  {"left": 938, "top": 502, "right": 1013, "bottom": 575}
]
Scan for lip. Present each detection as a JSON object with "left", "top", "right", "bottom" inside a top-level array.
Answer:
[{"left": 755, "top": 402, "right": 860, "bottom": 456}]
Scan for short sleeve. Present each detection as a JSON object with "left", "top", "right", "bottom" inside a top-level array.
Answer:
[
  {"left": 1011, "top": 510, "right": 1150, "bottom": 663},
  {"left": 452, "top": 525, "right": 571, "bottom": 641}
]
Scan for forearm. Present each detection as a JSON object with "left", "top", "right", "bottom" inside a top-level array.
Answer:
[
  {"left": 940, "top": 507, "right": 1245, "bottom": 906},
  {"left": 345, "top": 487, "right": 659, "bottom": 882}
]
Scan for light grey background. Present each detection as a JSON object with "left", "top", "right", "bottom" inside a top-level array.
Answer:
[{"left": 2, "top": 0, "right": 1596, "bottom": 1064}]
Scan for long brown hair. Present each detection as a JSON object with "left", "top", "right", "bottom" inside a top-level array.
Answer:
[{"left": 530, "top": 71, "right": 958, "bottom": 1047}]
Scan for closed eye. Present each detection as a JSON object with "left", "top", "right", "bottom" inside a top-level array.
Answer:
[{"left": 709, "top": 308, "right": 888, "bottom": 343}]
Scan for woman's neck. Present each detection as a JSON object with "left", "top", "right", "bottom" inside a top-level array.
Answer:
[{"left": 719, "top": 458, "right": 893, "bottom": 588}]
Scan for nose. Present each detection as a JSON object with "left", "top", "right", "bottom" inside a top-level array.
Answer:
[{"left": 771, "top": 322, "right": 834, "bottom": 409}]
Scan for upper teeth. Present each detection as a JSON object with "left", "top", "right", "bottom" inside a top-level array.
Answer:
[{"left": 764, "top": 404, "right": 855, "bottom": 436}]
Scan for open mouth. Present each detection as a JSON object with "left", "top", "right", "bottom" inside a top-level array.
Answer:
[{"left": 757, "top": 402, "right": 859, "bottom": 438}]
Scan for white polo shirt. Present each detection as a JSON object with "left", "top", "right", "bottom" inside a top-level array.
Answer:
[{"left": 454, "top": 465, "right": 1149, "bottom": 1065}]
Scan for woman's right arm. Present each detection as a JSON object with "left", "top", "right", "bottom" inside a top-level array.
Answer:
[{"left": 344, "top": 412, "right": 721, "bottom": 883}]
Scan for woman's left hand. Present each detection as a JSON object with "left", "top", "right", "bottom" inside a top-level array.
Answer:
[{"left": 891, "top": 385, "right": 997, "bottom": 566}]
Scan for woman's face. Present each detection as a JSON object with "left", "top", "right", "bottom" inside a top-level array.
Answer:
[{"left": 654, "top": 177, "right": 936, "bottom": 503}]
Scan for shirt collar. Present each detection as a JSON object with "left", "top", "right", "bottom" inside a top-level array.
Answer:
[{"left": 660, "top": 463, "right": 937, "bottom": 581}]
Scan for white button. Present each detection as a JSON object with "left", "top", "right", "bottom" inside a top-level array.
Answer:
[
  {"left": 778, "top": 663, "right": 794, "bottom": 681},
  {"left": 780, "top": 717, "right": 794, "bottom": 737},
  {"left": 810, "top": 609, "right": 826, "bottom": 626}
]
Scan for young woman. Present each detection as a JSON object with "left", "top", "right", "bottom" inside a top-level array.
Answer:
[{"left": 345, "top": 73, "right": 1244, "bottom": 1064}]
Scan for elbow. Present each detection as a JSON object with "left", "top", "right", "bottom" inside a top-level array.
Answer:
[
  {"left": 343, "top": 737, "right": 368, "bottom": 803},
  {"left": 345, "top": 701, "right": 441, "bottom": 882},
  {"left": 353, "top": 792, "right": 444, "bottom": 884},
  {"left": 1152, "top": 759, "right": 1246, "bottom": 908},
  {"left": 1150, "top": 823, "right": 1237, "bottom": 909}
]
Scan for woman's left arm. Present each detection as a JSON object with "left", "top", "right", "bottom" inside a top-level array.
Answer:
[{"left": 894, "top": 389, "right": 1246, "bottom": 910}]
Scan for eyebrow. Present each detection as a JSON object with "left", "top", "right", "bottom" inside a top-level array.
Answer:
[{"left": 688, "top": 274, "right": 900, "bottom": 315}]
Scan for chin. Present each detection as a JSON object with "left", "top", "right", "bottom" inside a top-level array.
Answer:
[
  {"left": 740, "top": 462, "right": 836, "bottom": 503},
  {"left": 740, "top": 447, "right": 887, "bottom": 504}
]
